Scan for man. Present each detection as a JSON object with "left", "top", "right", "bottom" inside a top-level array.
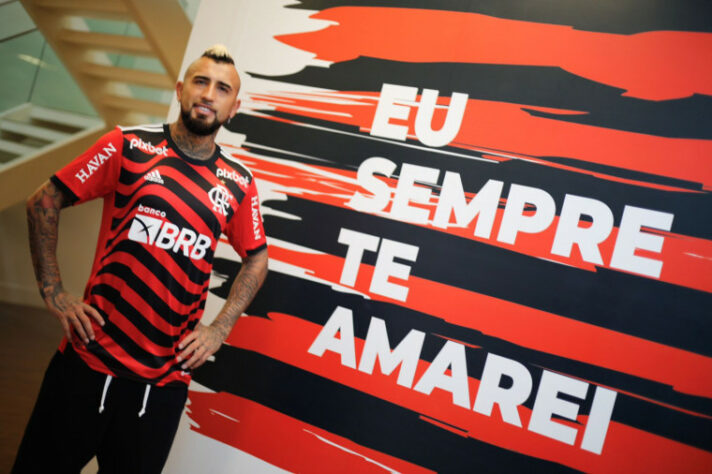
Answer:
[{"left": 13, "top": 45, "right": 268, "bottom": 473}]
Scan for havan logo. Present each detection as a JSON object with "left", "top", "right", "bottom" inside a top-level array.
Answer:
[
  {"left": 251, "top": 195, "right": 261, "bottom": 240},
  {"left": 74, "top": 142, "right": 116, "bottom": 184},
  {"left": 128, "top": 206, "right": 212, "bottom": 260}
]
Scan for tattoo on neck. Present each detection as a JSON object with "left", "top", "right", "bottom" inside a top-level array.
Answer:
[{"left": 169, "top": 122, "right": 216, "bottom": 160}]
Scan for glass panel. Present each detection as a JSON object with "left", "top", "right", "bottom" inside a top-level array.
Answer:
[
  {"left": 117, "top": 56, "right": 166, "bottom": 74},
  {"left": 0, "top": 0, "right": 204, "bottom": 117},
  {"left": 125, "top": 84, "right": 173, "bottom": 104},
  {"left": 84, "top": 18, "right": 143, "bottom": 37},
  {"left": 0, "top": 30, "right": 43, "bottom": 112},
  {"left": 0, "top": 1, "right": 34, "bottom": 42},
  {"left": 84, "top": 19, "right": 143, "bottom": 68},
  {"left": 29, "top": 41, "right": 97, "bottom": 116}
]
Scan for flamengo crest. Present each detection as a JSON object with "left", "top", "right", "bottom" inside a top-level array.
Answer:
[{"left": 209, "top": 184, "right": 232, "bottom": 216}]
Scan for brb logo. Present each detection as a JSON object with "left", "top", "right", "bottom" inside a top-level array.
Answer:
[{"left": 128, "top": 204, "right": 211, "bottom": 260}]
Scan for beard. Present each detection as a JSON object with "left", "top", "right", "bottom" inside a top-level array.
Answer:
[{"left": 180, "top": 104, "right": 224, "bottom": 136}]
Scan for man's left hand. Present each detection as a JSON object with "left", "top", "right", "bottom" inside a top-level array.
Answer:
[{"left": 176, "top": 324, "right": 226, "bottom": 370}]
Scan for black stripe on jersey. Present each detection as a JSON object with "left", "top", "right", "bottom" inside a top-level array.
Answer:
[
  {"left": 116, "top": 157, "right": 213, "bottom": 199},
  {"left": 137, "top": 192, "right": 220, "bottom": 265},
  {"left": 115, "top": 163, "right": 235, "bottom": 234},
  {"left": 162, "top": 155, "right": 249, "bottom": 207},
  {"left": 109, "top": 240, "right": 206, "bottom": 304},
  {"left": 161, "top": 174, "right": 227, "bottom": 235},
  {"left": 111, "top": 240, "right": 209, "bottom": 286},
  {"left": 219, "top": 148, "right": 254, "bottom": 179},
  {"left": 209, "top": 166, "right": 247, "bottom": 210},
  {"left": 50, "top": 175, "right": 79, "bottom": 205},
  {"left": 96, "top": 262, "right": 201, "bottom": 324},
  {"left": 120, "top": 144, "right": 168, "bottom": 166},
  {"left": 113, "top": 162, "right": 247, "bottom": 236},
  {"left": 246, "top": 243, "right": 268, "bottom": 256},
  {"left": 84, "top": 336, "right": 137, "bottom": 377},
  {"left": 98, "top": 317, "right": 176, "bottom": 370},
  {"left": 120, "top": 126, "right": 167, "bottom": 157},
  {"left": 86, "top": 323, "right": 179, "bottom": 385},
  {"left": 117, "top": 155, "right": 202, "bottom": 186},
  {"left": 117, "top": 167, "right": 152, "bottom": 186},
  {"left": 91, "top": 284, "right": 178, "bottom": 348},
  {"left": 102, "top": 217, "right": 212, "bottom": 285},
  {"left": 206, "top": 158, "right": 250, "bottom": 211},
  {"left": 116, "top": 154, "right": 203, "bottom": 187}
]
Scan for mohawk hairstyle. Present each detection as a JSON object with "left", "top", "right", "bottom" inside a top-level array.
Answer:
[{"left": 201, "top": 44, "right": 234, "bottom": 65}]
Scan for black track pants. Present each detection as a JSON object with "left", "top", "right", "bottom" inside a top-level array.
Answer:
[{"left": 12, "top": 347, "right": 187, "bottom": 474}]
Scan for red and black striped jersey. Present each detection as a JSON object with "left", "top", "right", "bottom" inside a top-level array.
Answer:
[{"left": 51, "top": 124, "right": 267, "bottom": 386}]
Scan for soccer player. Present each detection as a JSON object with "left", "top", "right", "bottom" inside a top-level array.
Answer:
[{"left": 13, "top": 45, "right": 268, "bottom": 473}]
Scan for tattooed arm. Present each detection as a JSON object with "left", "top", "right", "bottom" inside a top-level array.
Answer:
[
  {"left": 27, "top": 180, "right": 104, "bottom": 344},
  {"left": 177, "top": 247, "right": 268, "bottom": 369}
]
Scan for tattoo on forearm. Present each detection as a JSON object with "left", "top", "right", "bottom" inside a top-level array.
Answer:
[
  {"left": 211, "top": 251, "right": 268, "bottom": 340},
  {"left": 27, "top": 182, "right": 68, "bottom": 308}
]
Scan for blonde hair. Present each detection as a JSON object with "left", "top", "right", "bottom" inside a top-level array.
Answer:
[{"left": 201, "top": 44, "right": 234, "bottom": 65}]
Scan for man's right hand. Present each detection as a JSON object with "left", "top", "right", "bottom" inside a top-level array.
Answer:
[
  {"left": 27, "top": 180, "right": 105, "bottom": 345},
  {"left": 45, "top": 290, "right": 104, "bottom": 345}
]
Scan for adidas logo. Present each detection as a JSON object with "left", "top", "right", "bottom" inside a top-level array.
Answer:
[{"left": 144, "top": 169, "right": 164, "bottom": 184}]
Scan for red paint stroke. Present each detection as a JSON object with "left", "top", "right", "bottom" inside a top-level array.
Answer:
[
  {"left": 220, "top": 313, "right": 712, "bottom": 472},
  {"left": 248, "top": 90, "right": 712, "bottom": 189},
  {"left": 187, "top": 390, "right": 434, "bottom": 473},
  {"left": 277, "top": 6, "right": 712, "bottom": 101},
  {"left": 238, "top": 154, "right": 712, "bottom": 295},
  {"left": 265, "top": 243, "right": 712, "bottom": 400}
]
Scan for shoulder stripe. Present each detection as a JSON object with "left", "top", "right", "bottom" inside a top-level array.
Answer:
[{"left": 219, "top": 149, "right": 253, "bottom": 178}]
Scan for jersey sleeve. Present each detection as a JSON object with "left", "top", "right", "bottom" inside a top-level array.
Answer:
[
  {"left": 225, "top": 178, "right": 267, "bottom": 258},
  {"left": 50, "top": 127, "right": 123, "bottom": 205}
]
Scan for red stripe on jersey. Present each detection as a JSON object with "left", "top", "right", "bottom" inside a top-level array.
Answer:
[
  {"left": 135, "top": 173, "right": 225, "bottom": 245},
  {"left": 100, "top": 247, "right": 211, "bottom": 298},
  {"left": 92, "top": 293, "right": 177, "bottom": 357},
  {"left": 95, "top": 333, "right": 177, "bottom": 380},
  {"left": 94, "top": 257, "right": 204, "bottom": 319},
  {"left": 68, "top": 339, "right": 115, "bottom": 375},
  {"left": 51, "top": 124, "right": 263, "bottom": 385},
  {"left": 91, "top": 271, "right": 206, "bottom": 338}
]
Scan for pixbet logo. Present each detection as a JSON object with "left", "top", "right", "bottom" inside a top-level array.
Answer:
[
  {"left": 130, "top": 138, "right": 168, "bottom": 156},
  {"left": 128, "top": 205, "right": 211, "bottom": 260},
  {"left": 217, "top": 168, "right": 249, "bottom": 188}
]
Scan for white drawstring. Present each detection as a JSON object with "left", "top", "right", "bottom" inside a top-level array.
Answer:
[
  {"left": 138, "top": 384, "right": 151, "bottom": 418},
  {"left": 99, "top": 375, "right": 113, "bottom": 413}
]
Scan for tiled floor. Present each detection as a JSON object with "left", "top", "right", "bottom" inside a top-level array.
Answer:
[{"left": 0, "top": 301, "right": 62, "bottom": 473}]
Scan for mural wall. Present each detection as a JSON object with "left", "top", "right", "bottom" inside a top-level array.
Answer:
[{"left": 167, "top": 1, "right": 712, "bottom": 472}]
